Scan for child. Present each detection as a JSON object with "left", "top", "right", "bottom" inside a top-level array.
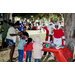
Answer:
[
  {"left": 23, "top": 26, "right": 26, "bottom": 32},
  {"left": 18, "top": 32, "right": 29, "bottom": 62},
  {"left": 33, "top": 36, "right": 43, "bottom": 62},
  {"left": 24, "top": 38, "right": 33, "bottom": 62},
  {"left": 19, "top": 26, "right": 28, "bottom": 41},
  {"left": 53, "top": 23, "right": 65, "bottom": 46}
]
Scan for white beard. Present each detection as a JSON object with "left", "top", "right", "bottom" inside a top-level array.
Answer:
[
  {"left": 47, "top": 25, "right": 53, "bottom": 34},
  {"left": 47, "top": 25, "right": 53, "bottom": 43}
]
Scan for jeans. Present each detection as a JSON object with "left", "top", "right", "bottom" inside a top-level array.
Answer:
[
  {"left": 6, "top": 38, "right": 15, "bottom": 46},
  {"left": 35, "top": 59, "right": 40, "bottom": 62},
  {"left": 26, "top": 51, "right": 32, "bottom": 62},
  {"left": 18, "top": 49, "right": 23, "bottom": 62}
]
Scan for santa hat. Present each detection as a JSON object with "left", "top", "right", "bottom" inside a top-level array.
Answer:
[
  {"left": 54, "top": 23, "right": 60, "bottom": 29},
  {"left": 54, "top": 22, "right": 59, "bottom": 26},
  {"left": 49, "top": 21, "right": 53, "bottom": 25}
]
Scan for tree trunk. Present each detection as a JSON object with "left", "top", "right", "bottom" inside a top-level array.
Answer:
[{"left": 64, "top": 13, "right": 75, "bottom": 53}]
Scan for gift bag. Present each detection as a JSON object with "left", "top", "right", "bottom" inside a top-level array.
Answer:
[
  {"left": 23, "top": 47, "right": 26, "bottom": 60},
  {"left": 16, "top": 36, "right": 20, "bottom": 44},
  {"left": 23, "top": 51, "right": 26, "bottom": 60},
  {"left": 13, "top": 36, "right": 20, "bottom": 43}
]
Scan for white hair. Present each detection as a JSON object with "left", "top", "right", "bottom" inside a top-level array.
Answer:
[{"left": 54, "top": 23, "right": 60, "bottom": 29}]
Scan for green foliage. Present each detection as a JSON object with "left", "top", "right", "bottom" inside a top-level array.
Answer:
[
  {"left": 41, "top": 20, "right": 45, "bottom": 23},
  {"left": 12, "top": 13, "right": 62, "bottom": 22},
  {"left": 50, "top": 14, "right": 61, "bottom": 23}
]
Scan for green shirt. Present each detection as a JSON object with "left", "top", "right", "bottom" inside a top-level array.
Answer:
[{"left": 0, "top": 23, "right": 10, "bottom": 38}]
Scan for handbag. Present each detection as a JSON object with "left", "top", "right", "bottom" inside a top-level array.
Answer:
[
  {"left": 23, "top": 45, "right": 26, "bottom": 60},
  {"left": 13, "top": 36, "right": 20, "bottom": 43}
]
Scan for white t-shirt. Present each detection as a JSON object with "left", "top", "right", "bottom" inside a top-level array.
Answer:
[{"left": 6, "top": 27, "right": 16, "bottom": 40}]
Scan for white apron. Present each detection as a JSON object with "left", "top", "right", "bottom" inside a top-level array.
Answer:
[{"left": 54, "top": 37, "right": 62, "bottom": 46}]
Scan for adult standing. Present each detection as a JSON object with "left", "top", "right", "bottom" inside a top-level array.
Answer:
[
  {"left": 6, "top": 21, "right": 21, "bottom": 62},
  {"left": 42, "top": 21, "right": 54, "bottom": 56},
  {"left": 0, "top": 20, "right": 10, "bottom": 49},
  {"left": 28, "top": 21, "right": 32, "bottom": 30},
  {"left": 53, "top": 23, "right": 65, "bottom": 46},
  {"left": 8, "top": 19, "right": 12, "bottom": 26}
]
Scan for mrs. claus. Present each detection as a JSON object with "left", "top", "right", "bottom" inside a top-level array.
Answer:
[{"left": 53, "top": 23, "right": 65, "bottom": 46}]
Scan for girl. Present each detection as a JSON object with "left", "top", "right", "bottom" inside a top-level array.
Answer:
[
  {"left": 24, "top": 38, "right": 33, "bottom": 62},
  {"left": 33, "top": 36, "right": 43, "bottom": 62},
  {"left": 18, "top": 32, "right": 29, "bottom": 62}
]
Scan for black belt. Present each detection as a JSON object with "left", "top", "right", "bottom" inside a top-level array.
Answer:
[{"left": 46, "top": 34, "right": 52, "bottom": 37}]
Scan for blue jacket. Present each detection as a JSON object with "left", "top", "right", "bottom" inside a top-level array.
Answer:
[{"left": 18, "top": 39, "right": 26, "bottom": 50}]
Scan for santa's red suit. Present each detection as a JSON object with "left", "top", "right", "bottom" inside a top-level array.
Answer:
[
  {"left": 53, "top": 23, "right": 65, "bottom": 46},
  {"left": 42, "top": 22, "right": 54, "bottom": 43}
]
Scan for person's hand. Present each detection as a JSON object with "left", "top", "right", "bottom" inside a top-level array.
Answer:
[
  {"left": 17, "top": 32, "right": 22, "bottom": 36},
  {"left": 63, "top": 39, "right": 66, "bottom": 41}
]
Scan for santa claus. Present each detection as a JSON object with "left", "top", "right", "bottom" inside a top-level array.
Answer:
[
  {"left": 53, "top": 23, "right": 65, "bottom": 46},
  {"left": 42, "top": 21, "right": 54, "bottom": 43},
  {"left": 42, "top": 22, "right": 54, "bottom": 59}
]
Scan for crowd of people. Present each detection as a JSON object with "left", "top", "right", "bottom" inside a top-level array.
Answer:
[
  {"left": 28, "top": 21, "right": 42, "bottom": 30},
  {"left": 0, "top": 19, "right": 65, "bottom": 62}
]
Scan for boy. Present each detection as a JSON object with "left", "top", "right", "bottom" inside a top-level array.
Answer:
[{"left": 18, "top": 32, "right": 29, "bottom": 62}]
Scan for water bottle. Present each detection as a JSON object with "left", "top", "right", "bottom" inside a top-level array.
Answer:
[{"left": 51, "top": 41, "right": 53, "bottom": 44}]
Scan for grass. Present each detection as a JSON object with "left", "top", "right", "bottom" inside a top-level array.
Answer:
[
  {"left": 29, "top": 33, "right": 46, "bottom": 42},
  {"left": 0, "top": 39, "right": 2, "bottom": 42},
  {"left": 0, "top": 33, "right": 56, "bottom": 62}
]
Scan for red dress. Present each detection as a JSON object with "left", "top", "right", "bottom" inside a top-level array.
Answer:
[{"left": 53, "top": 28, "right": 64, "bottom": 46}]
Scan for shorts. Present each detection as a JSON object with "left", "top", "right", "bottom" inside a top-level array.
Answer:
[{"left": 6, "top": 38, "right": 15, "bottom": 46}]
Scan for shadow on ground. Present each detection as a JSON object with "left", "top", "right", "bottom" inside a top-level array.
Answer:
[
  {"left": 0, "top": 46, "right": 9, "bottom": 52},
  {"left": 7, "top": 56, "right": 18, "bottom": 62}
]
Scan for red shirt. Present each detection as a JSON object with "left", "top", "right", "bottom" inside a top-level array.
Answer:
[
  {"left": 24, "top": 42, "right": 33, "bottom": 51},
  {"left": 53, "top": 28, "right": 64, "bottom": 38}
]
